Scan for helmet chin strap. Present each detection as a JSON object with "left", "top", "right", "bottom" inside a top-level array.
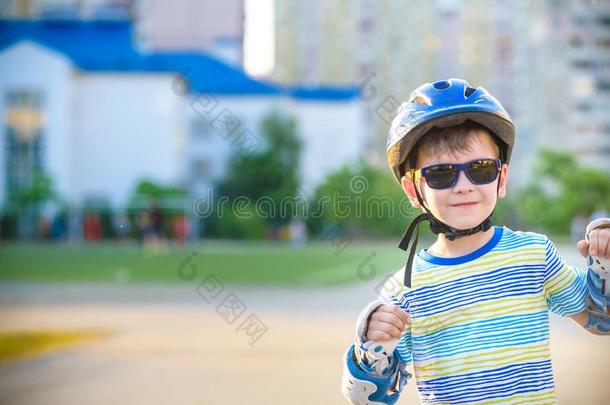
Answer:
[
  {"left": 414, "top": 187, "right": 494, "bottom": 241},
  {"left": 398, "top": 172, "right": 501, "bottom": 287}
]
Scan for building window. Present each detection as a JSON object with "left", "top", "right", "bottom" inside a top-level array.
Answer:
[
  {"left": 191, "top": 158, "right": 212, "bottom": 181},
  {"left": 597, "top": 16, "right": 610, "bottom": 27},
  {"left": 597, "top": 37, "right": 610, "bottom": 49},
  {"left": 4, "top": 89, "right": 46, "bottom": 237},
  {"left": 40, "top": 0, "right": 81, "bottom": 19},
  {"left": 572, "top": 60, "right": 592, "bottom": 69},
  {"left": 597, "top": 80, "right": 610, "bottom": 92},
  {"left": 191, "top": 117, "right": 212, "bottom": 140},
  {"left": 4, "top": 89, "right": 45, "bottom": 203}
]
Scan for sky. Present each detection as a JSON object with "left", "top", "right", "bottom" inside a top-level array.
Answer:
[{"left": 243, "top": 0, "right": 275, "bottom": 78}]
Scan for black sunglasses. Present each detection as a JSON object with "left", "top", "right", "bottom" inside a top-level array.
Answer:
[{"left": 411, "top": 158, "right": 501, "bottom": 189}]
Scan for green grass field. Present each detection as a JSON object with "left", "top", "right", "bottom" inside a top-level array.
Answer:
[{"left": 0, "top": 240, "right": 412, "bottom": 285}]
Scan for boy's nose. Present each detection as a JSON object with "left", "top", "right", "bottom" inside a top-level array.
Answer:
[{"left": 453, "top": 169, "right": 475, "bottom": 191}]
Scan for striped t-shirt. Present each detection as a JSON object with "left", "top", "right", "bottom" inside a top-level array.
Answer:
[{"left": 381, "top": 226, "right": 587, "bottom": 404}]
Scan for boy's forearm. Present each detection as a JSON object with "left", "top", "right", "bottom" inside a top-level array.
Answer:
[{"left": 342, "top": 300, "right": 412, "bottom": 404}]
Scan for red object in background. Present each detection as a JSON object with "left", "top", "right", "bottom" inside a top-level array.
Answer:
[
  {"left": 37, "top": 216, "right": 51, "bottom": 239},
  {"left": 172, "top": 215, "right": 188, "bottom": 245},
  {"left": 83, "top": 213, "right": 102, "bottom": 242}
]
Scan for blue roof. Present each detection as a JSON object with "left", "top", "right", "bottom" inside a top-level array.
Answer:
[
  {"left": 289, "top": 86, "right": 360, "bottom": 100},
  {"left": 0, "top": 19, "right": 360, "bottom": 100}
]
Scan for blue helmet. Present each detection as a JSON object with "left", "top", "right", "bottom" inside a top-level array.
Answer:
[{"left": 387, "top": 78, "right": 515, "bottom": 182}]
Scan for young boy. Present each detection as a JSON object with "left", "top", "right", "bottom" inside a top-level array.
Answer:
[{"left": 341, "top": 78, "right": 610, "bottom": 404}]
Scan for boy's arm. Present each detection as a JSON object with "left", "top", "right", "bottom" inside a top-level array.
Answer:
[
  {"left": 570, "top": 218, "right": 610, "bottom": 335},
  {"left": 341, "top": 300, "right": 409, "bottom": 405},
  {"left": 342, "top": 281, "right": 413, "bottom": 405}
]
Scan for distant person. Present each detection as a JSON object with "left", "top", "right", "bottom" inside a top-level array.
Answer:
[
  {"left": 289, "top": 219, "right": 306, "bottom": 247},
  {"left": 51, "top": 212, "right": 67, "bottom": 241},
  {"left": 113, "top": 212, "right": 129, "bottom": 242},
  {"left": 83, "top": 212, "right": 102, "bottom": 242},
  {"left": 138, "top": 210, "right": 150, "bottom": 241},
  {"left": 172, "top": 213, "right": 188, "bottom": 246},
  {"left": 341, "top": 79, "right": 610, "bottom": 404},
  {"left": 37, "top": 214, "right": 51, "bottom": 239},
  {"left": 141, "top": 201, "right": 167, "bottom": 254},
  {"left": 148, "top": 201, "right": 164, "bottom": 238}
]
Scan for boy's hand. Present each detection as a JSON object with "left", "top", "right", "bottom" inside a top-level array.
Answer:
[
  {"left": 576, "top": 219, "right": 610, "bottom": 259},
  {"left": 366, "top": 304, "right": 411, "bottom": 341}
]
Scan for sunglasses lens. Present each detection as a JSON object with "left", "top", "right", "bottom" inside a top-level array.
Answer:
[
  {"left": 425, "top": 165, "right": 457, "bottom": 189},
  {"left": 468, "top": 160, "right": 498, "bottom": 184}
]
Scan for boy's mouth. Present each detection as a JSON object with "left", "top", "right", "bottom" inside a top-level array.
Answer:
[{"left": 450, "top": 201, "right": 478, "bottom": 207}]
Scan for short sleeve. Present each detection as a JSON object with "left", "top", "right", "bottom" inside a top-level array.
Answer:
[{"left": 543, "top": 237, "right": 587, "bottom": 317}]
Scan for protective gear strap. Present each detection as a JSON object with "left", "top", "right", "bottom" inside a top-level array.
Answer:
[
  {"left": 398, "top": 213, "right": 428, "bottom": 287},
  {"left": 584, "top": 297, "right": 610, "bottom": 333},
  {"left": 398, "top": 214, "right": 494, "bottom": 288},
  {"left": 342, "top": 344, "right": 409, "bottom": 405},
  {"left": 356, "top": 339, "right": 400, "bottom": 377},
  {"left": 583, "top": 218, "right": 610, "bottom": 332},
  {"left": 587, "top": 268, "right": 609, "bottom": 313}
]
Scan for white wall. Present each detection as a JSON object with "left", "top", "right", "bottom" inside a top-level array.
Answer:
[
  {"left": 187, "top": 95, "right": 367, "bottom": 195},
  {"left": 72, "top": 73, "right": 187, "bottom": 207},
  {"left": 0, "top": 41, "right": 367, "bottom": 210},
  {"left": 289, "top": 99, "right": 366, "bottom": 192},
  {"left": 0, "top": 41, "right": 74, "bottom": 208},
  {"left": 186, "top": 95, "right": 284, "bottom": 192}
]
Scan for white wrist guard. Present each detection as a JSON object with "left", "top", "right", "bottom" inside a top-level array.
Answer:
[
  {"left": 585, "top": 218, "right": 610, "bottom": 307},
  {"left": 342, "top": 344, "right": 408, "bottom": 405},
  {"left": 584, "top": 218, "right": 610, "bottom": 332},
  {"left": 354, "top": 300, "right": 402, "bottom": 375},
  {"left": 360, "top": 339, "right": 401, "bottom": 376}
]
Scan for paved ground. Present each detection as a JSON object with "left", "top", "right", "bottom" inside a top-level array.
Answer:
[
  {"left": 0, "top": 281, "right": 378, "bottom": 405},
  {"left": 0, "top": 244, "right": 609, "bottom": 404}
]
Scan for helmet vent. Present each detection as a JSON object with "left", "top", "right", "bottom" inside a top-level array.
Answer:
[
  {"left": 433, "top": 80, "right": 450, "bottom": 89},
  {"left": 465, "top": 87, "right": 476, "bottom": 97}
]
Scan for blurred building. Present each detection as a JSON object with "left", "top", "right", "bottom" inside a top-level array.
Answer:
[
  {"left": 0, "top": 19, "right": 366, "bottom": 213},
  {"left": 135, "top": 0, "right": 244, "bottom": 67},
  {"left": 0, "top": 0, "right": 132, "bottom": 19},
  {"left": 565, "top": 0, "right": 610, "bottom": 171},
  {"left": 0, "top": 0, "right": 244, "bottom": 66},
  {"left": 272, "top": 0, "right": 610, "bottom": 187}
]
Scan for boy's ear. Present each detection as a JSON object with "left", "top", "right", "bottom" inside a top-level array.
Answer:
[
  {"left": 498, "top": 163, "right": 509, "bottom": 198},
  {"left": 400, "top": 174, "right": 422, "bottom": 208}
]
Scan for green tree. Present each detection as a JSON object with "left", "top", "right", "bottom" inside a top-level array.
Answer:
[
  {"left": 307, "top": 161, "right": 414, "bottom": 237},
  {"left": 11, "top": 169, "right": 55, "bottom": 208},
  {"left": 216, "top": 111, "right": 302, "bottom": 228},
  {"left": 5, "top": 169, "right": 56, "bottom": 239},
  {"left": 129, "top": 180, "right": 187, "bottom": 201},
  {"left": 517, "top": 149, "right": 610, "bottom": 234}
]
